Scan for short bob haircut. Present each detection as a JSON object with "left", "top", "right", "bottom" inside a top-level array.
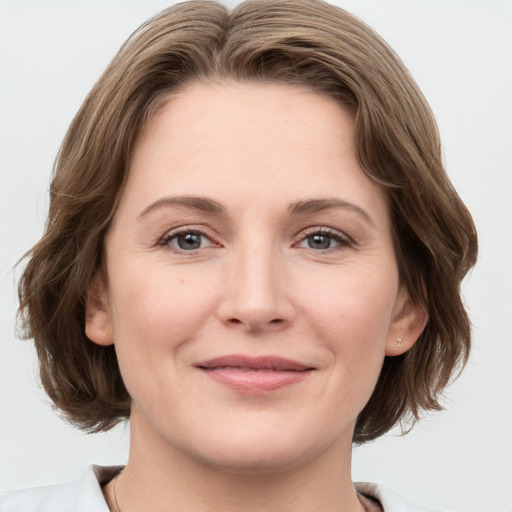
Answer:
[{"left": 18, "top": 0, "right": 477, "bottom": 444}]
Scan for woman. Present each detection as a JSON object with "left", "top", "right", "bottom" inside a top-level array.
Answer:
[{"left": 1, "top": 0, "right": 477, "bottom": 510}]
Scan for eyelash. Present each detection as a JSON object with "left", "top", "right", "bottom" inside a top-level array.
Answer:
[
  {"left": 158, "top": 226, "right": 217, "bottom": 252},
  {"left": 158, "top": 226, "right": 353, "bottom": 253},
  {"left": 294, "top": 227, "right": 353, "bottom": 251}
]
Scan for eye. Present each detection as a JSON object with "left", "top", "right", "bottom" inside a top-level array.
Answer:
[
  {"left": 296, "top": 229, "right": 351, "bottom": 251},
  {"left": 160, "top": 230, "right": 214, "bottom": 251}
]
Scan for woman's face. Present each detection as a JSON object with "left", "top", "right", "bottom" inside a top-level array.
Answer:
[{"left": 87, "top": 82, "right": 422, "bottom": 472}]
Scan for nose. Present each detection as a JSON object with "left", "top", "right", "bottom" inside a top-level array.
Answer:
[{"left": 217, "top": 242, "right": 295, "bottom": 333}]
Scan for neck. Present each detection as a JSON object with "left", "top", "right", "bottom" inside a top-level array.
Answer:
[{"left": 105, "top": 413, "right": 363, "bottom": 512}]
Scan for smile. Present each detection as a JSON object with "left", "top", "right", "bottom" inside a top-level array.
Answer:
[{"left": 195, "top": 355, "right": 315, "bottom": 394}]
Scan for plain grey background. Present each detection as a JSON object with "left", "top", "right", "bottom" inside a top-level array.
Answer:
[{"left": 1, "top": 1, "right": 511, "bottom": 511}]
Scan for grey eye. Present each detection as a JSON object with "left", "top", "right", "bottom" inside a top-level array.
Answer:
[
  {"left": 177, "top": 233, "right": 202, "bottom": 250},
  {"left": 307, "top": 234, "right": 334, "bottom": 250},
  {"left": 297, "top": 230, "right": 350, "bottom": 251},
  {"left": 165, "top": 231, "right": 212, "bottom": 251}
]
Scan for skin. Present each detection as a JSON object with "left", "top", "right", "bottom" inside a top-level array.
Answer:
[{"left": 86, "top": 82, "right": 427, "bottom": 512}]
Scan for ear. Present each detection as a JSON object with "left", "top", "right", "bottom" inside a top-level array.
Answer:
[
  {"left": 85, "top": 270, "right": 114, "bottom": 346},
  {"left": 385, "top": 287, "right": 428, "bottom": 356}
]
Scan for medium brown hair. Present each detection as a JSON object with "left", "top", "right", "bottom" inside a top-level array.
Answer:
[{"left": 18, "top": 0, "right": 477, "bottom": 443}]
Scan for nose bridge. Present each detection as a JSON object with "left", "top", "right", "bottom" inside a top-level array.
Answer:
[{"left": 222, "top": 235, "right": 292, "bottom": 330}]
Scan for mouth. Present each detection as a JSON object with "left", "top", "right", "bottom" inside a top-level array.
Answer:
[{"left": 195, "top": 355, "right": 315, "bottom": 394}]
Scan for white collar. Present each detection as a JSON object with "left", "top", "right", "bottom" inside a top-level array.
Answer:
[{"left": 0, "top": 466, "right": 446, "bottom": 512}]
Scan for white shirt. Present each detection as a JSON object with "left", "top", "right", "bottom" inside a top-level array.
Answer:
[{"left": 0, "top": 465, "right": 446, "bottom": 512}]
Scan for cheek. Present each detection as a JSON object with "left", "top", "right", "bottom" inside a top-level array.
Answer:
[
  {"left": 296, "top": 262, "right": 398, "bottom": 365},
  {"left": 307, "top": 260, "right": 397, "bottom": 316},
  {"left": 106, "top": 265, "right": 220, "bottom": 381},
  {"left": 106, "top": 265, "right": 223, "bottom": 415}
]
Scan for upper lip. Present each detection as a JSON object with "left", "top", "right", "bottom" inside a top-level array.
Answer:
[{"left": 196, "top": 355, "right": 314, "bottom": 371}]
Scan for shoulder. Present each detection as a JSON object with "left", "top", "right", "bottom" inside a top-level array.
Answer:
[
  {"left": 0, "top": 465, "right": 120, "bottom": 512},
  {"left": 355, "top": 481, "right": 453, "bottom": 512}
]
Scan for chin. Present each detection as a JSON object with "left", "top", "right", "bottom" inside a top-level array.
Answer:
[
  {"left": 182, "top": 422, "right": 338, "bottom": 476},
  {"left": 196, "top": 445, "right": 311, "bottom": 475}
]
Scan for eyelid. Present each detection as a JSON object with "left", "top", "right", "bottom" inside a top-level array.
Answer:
[
  {"left": 157, "top": 225, "right": 221, "bottom": 251},
  {"left": 155, "top": 224, "right": 354, "bottom": 252},
  {"left": 293, "top": 226, "right": 354, "bottom": 249}
]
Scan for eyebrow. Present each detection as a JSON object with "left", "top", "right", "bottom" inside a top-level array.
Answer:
[
  {"left": 138, "top": 196, "right": 226, "bottom": 219},
  {"left": 138, "top": 195, "right": 374, "bottom": 226},
  {"left": 288, "top": 198, "right": 375, "bottom": 226}
]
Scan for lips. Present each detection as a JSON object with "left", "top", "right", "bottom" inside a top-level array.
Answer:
[{"left": 196, "top": 355, "right": 315, "bottom": 394}]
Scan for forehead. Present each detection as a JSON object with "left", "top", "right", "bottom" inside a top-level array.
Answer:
[
  {"left": 134, "top": 81, "right": 355, "bottom": 166},
  {"left": 118, "top": 81, "right": 388, "bottom": 226}
]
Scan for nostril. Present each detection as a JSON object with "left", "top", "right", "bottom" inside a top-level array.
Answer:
[{"left": 225, "top": 317, "right": 285, "bottom": 329}]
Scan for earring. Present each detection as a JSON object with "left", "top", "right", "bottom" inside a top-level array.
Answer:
[{"left": 396, "top": 337, "right": 403, "bottom": 347}]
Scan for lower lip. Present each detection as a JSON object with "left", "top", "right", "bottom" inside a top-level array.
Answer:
[{"left": 201, "top": 368, "right": 312, "bottom": 394}]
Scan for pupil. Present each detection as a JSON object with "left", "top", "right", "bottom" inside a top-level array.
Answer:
[
  {"left": 309, "top": 234, "right": 330, "bottom": 249},
  {"left": 178, "top": 233, "right": 201, "bottom": 250}
]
